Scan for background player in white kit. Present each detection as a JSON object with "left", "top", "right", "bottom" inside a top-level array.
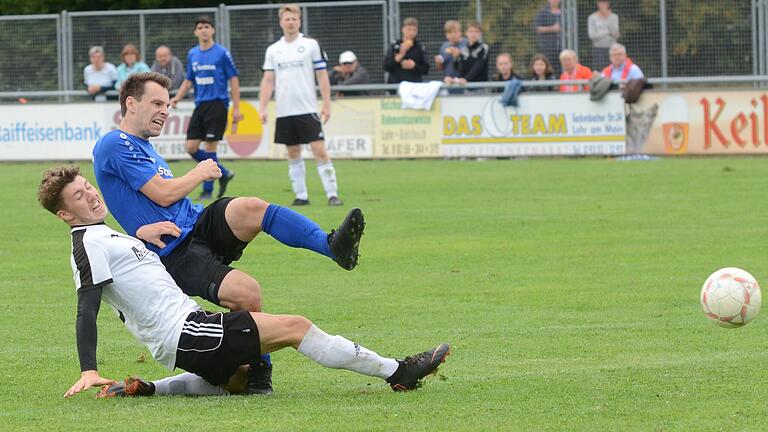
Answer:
[{"left": 259, "top": 3, "right": 342, "bottom": 207}]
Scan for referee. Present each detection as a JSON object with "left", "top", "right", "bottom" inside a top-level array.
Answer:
[
  {"left": 171, "top": 15, "right": 240, "bottom": 200},
  {"left": 258, "top": 4, "right": 342, "bottom": 206}
]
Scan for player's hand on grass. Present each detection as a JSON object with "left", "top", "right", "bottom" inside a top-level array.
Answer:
[
  {"left": 64, "top": 370, "right": 117, "bottom": 398},
  {"left": 136, "top": 221, "right": 181, "bottom": 249},
  {"left": 195, "top": 159, "right": 222, "bottom": 181}
]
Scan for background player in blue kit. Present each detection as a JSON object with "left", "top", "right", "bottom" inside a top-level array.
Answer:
[
  {"left": 171, "top": 15, "right": 240, "bottom": 200},
  {"left": 92, "top": 72, "right": 365, "bottom": 395}
]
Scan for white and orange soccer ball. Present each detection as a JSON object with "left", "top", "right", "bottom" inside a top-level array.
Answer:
[{"left": 701, "top": 267, "right": 762, "bottom": 328}]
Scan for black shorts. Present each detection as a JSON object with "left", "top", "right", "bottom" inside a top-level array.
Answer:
[
  {"left": 160, "top": 198, "right": 248, "bottom": 305},
  {"left": 274, "top": 113, "right": 324, "bottom": 145},
  {"left": 187, "top": 100, "right": 228, "bottom": 141},
  {"left": 175, "top": 310, "right": 261, "bottom": 385}
]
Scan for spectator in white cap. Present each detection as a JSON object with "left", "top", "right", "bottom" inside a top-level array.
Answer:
[{"left": 329, "top": 50, "right": 370, "bottom": 96}]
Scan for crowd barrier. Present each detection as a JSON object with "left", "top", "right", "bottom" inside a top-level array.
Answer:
[{"left": 0, "top": 88, "right": 764, "bottom": 161}]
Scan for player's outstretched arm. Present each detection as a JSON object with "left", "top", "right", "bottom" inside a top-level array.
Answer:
[
  {"left": 140, "top": 159, "right": 221, "bottom": 207},
  {"left": 65, "top": 287, "right": 118, "bottom": 398},
  {"left": 258, "top": 71, "right": 275, "bottom": 124}
]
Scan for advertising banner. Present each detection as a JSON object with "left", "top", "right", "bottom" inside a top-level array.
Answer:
[
  {"left": 630, "top": 90, "right": 768, "bottom": 155},
  {"left": 440, "top": 93, "right": 626, "bottom": 157}
]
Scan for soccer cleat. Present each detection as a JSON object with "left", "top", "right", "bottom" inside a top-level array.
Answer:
[
  {"left": 328, "top": 196, "right": 343, "bottom": 206},
  {"left": 386, "top": 343, "right": 450, "bottom": 392},
  {"left": 196, "top": 191, "right": 213, "bottom": 201},
  {"left": 292, "top": 198, "right": 310, "bottom": 206},
  {"left": 245, "top": 360, "right": 273, "bottom": 395},
  {"left": 327, "top": 208, "right": 364, "bottom": 271},
  {"left": 96, "top": 377, "right": 155, "bottom": 399},
  {"left": 217, "top": 171, "right": 235, "bottom": 198}
]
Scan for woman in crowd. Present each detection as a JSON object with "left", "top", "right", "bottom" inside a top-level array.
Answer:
[
  {"left": 527, "top": 54, "right": 556, "bottom": 91},
  {"left": 115, "top": 44, "right": 151, "bottom": 89}
]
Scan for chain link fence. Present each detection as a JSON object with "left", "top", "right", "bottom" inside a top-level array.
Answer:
[
  {"left": 68, "top": 8, "right": 217, "bottom": 93},
  {"left": 0, "top": 0, "right": 763, "bottom": 97},
  {"left": 228, "top": 1, "right": 387, "bottom": 88},
  {"left": 0, "top": 15, "right": 60, "bottom": 91}
]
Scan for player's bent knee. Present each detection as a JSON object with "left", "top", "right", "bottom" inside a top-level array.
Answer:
[
  {"left": 286, "top": 315, "right": 313, "bottom": 342},
  {"left": 243, "top": 197, "right": 268, "bottom": 214}
]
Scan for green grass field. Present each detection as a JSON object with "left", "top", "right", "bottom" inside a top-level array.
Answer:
[{"left": 1, "top": 158, "right": 767, "bottom": 431}]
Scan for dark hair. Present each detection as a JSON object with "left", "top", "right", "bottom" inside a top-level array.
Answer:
[
  {"left": 528, "top": 53, "right": 554, "bottom": 77},
  {"left": 467, "top": 21, "right": 483, "bottom": 32},
  {"left": 195, "top": 15, "right": 214, "bottom": 28},
  {"left": 38, "top": 165, "right": 81, "bottom": 214},
  {"left": 119, "top": 72, "right": 172, "bottom": 117}
]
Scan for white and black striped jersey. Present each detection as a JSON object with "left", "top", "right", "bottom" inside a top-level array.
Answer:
[
  {"left": 70, "top": 223, "right": 200, "bottom": 370},
  {"left": 263, "top": 33, "right": 327, "bottom": 118}
]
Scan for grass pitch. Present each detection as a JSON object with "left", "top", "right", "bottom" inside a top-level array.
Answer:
[{"left": 0, "top": 157, "right": 767, "bottom": 431}]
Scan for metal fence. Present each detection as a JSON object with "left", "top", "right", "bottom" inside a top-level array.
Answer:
[{"left": 0, "top": 0, "right": 764, "bottom": 95}]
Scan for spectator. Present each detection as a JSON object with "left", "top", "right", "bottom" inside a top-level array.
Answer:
[
  {"left": 84, "top": 46, "right": 117, "bottom": 100},
  {"left": 329, "top": 51, "right": 370, "bottom": 96},
  {"left": 151, "top": 45, "right": 185, "bottom": 90},
  {"left": 384, "top": 17, "right": 430, "bottom": 85},
  {"left": 115, "top": 44, "right": 151, "bottom": 90},
  {"left": 559, "top": 49, "right": 592, "bottom": 92},
  {"left": 602, "top": 43, "right": 644, "bottom": 86},
  {"left": 456, "top": 22, "right": 489, "bottom": 86},
  {"left": 435, "top": 20, "right": 467, "bottom": 85},
  {"left": 495, "top": 53, "right": 523, "bottom": 82},
  {"left": 527, "top": 54, "right": 557, "bottom": 92},
  {"left": 587, "top": 0, "right": 620, "bottom": 69},
  {"left": 534, "top": 0, "right": 562, "bottom": 74}
]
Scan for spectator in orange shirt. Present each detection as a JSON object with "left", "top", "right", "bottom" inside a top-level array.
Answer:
[{"left": 559, "top": 49, "right": 593, "bottom": 92}]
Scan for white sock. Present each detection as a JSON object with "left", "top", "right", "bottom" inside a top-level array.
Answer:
[
  {"left": 288, "top": 158, "right": 308, "bottom": 200},
  {"left": 297, "top": 324, "right": 399, "bottom": 379},
  {"left": 152, "top": 372, "right": 230, "bottom": 396},
  {"left": 316, "top": 161, "right": 338, "bottom": 199}
]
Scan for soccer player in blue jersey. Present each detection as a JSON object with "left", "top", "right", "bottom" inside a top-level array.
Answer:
[
  {"left": 92, "top": 72, "right": 365, "bottom": 395},
  {"left": 170, "top": 15, "right": 240, "bottom": 200}
]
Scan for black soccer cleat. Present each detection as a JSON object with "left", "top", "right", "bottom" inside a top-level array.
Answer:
[
  {"left": 292, "top": 198, "right": 310, "bottom": 206},
  {"left": 328, "top": 196, "right": 343, "bottom": 206},
  {"left": 217, "top": 171, "right": 235, "bottom": 198},
  {"left": 328, "top": 208, "right": 364, "bottom": 271},
  {"left": 386, "top": 343, "right": 450, "bottom": 392},
  {"left": 245, "top": 360, "right": 273, "bottom": 395},
  {"left": 96, "top": 377, "right": 155, "bottom": 399}
]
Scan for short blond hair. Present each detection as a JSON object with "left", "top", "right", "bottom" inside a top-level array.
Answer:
[
  {"left": 403, "top": 17, "right": 418, "bottom": 28},
  {"left": 279, "top": 4, "right": 301, "bottom": 19},
  {"left": 443, "top": 20, "right": 461, "bottom": 34},
  {"left": 559, "top": 49, "right": 578, "bottom": 62}
]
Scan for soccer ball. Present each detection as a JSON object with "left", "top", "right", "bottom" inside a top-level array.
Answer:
[{"left": 700, "top": 267, "right": 761, "bottom": 328}]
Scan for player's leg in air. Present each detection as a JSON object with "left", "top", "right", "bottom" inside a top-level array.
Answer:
[{"left": 99, "top": 312, "right": 450, "bottom": 397}]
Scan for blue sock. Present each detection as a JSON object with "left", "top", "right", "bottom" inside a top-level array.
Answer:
[
  {"left": 203, "top": 180, "right": 213, "bottom": 193},
  {"left": 261, "top": 353, "right": 271, "bottom": 366},
  {"left": 204, "top": 151, "right": 230, "bottom": 178},
  {"left": 261, "top": 204, "right": 333, "bottom": 258},
  {"left": 190, "top": 149, "right": 206, "bottom": 162}
]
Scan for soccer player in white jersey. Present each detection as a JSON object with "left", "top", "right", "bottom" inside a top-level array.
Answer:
[
  {"left": 38, "top": 166, "right": 450, "bottom": 398},
  {"left": 259, "top": 3, "right": 342, "bottom": 207}
]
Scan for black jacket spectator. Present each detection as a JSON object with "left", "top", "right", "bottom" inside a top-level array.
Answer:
[
  {"left": 458, "top": 41, "right": 490, "bottom": 82},
  {"left": 527, "top": 73, "right": 557, "bottom": 92},
  {"left": 384, "top": 39, "right": 430, "bottom": 83}
]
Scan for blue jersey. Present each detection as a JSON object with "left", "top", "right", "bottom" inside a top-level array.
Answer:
[
  {"left": 186, "top": 43, "right": 239, "bottom": 105},
  {"left": 92, "top": 130, "right": 203, "bottom": 256}
]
